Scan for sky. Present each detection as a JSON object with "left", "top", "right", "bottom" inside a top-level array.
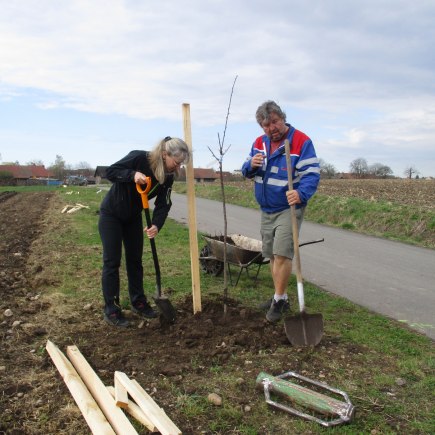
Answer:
[{"left": 1, "top": 0, "right": 434, "bottom": 177}]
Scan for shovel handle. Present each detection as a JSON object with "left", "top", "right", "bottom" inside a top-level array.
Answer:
[
  {"left": 136, "top": 178, "right": 152, "bottom": 209},
  {"left": 136, "top": 179, "right": 162, "bottom": 295},
  {"left": 284, "top": 139, "right": 305, "bottom": 312}
]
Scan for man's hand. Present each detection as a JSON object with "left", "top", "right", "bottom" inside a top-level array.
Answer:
[
  {"left": 286, "top": 189, "right": 301, "bottom": 206},
  {"left": 251, "top": 153, "right": 264, "bottom": 169}
]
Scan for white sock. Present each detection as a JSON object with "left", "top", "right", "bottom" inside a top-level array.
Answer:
[{"left": 274, "top": 293, "right": 288, "bottom": 302}]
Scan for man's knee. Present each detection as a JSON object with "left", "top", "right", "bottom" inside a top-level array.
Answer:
[{"left": 273, "top": 254, "right": 291, "bottom": 266}]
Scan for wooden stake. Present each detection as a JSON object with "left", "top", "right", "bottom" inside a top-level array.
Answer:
[
  {"left": 114, "top": 374, "right": 129, "bottom": 409},
  {"left": 182, "top": 103, "right": 202, "bottom": 314},
  {"left": 66, "top": 346, "right": 138, "bottom": 435},
  {"left": 114, "top": 372, "right": 181, "bottom": 435},
  {"left": 45, "top": 340, "right": 115, "bottom": 435},
  {"left": 107, "top": 386, "right": 157, "bottom": 433}
]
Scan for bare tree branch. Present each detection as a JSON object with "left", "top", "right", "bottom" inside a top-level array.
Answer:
[
  {"left": 207, "top": 75, "right": 238, "bottom": 313},
  {"left": 220, "top": 76, "right": 238, "bottom": 151}
]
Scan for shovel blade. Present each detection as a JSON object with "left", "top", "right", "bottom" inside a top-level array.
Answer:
[
  {"left": 284, "top": 312, "right": 324, "bottom": 347},
  {"left": 153, "top": 296, "right": 177, "bottom": 323}
]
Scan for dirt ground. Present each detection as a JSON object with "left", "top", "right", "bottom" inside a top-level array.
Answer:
[
  {"left": 0, "top": 191, "right": 428, "bottom": 434},
  {"left": 0, "top": 191, "right": 299, "bottom": 434}
]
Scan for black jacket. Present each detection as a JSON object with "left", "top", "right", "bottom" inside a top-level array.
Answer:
[{"left": 100, "top": 150, "right": 173, "bottom": 229}]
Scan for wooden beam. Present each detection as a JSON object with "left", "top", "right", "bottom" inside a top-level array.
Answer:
[
  {"left": 182, "top": 103, "right": 202, "bottom": 314},
  {"left": 107, "top": 386, "right": 158, "bottom": 433},
  {"left": 114, "top": 371, "right": 181, "bottom": 435},
  {"left": 45, "top": 340, "right": 115, "bottom": 435},
  {"left": 66, "top": 346, "right": 138, "bottom": 435},
  {"left": 114, "top": 374, "right": 129, "bottom": 409}
]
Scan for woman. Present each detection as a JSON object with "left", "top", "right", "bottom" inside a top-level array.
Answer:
[{"left": 98, "top": 136, "right": 190, "bottom": 327}]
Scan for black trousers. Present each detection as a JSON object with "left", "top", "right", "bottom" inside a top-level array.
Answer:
[{"left": 98, "top": 211, "right": 145, "bottom": 315}]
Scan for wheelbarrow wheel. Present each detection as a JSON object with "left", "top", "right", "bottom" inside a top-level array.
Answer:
[{"left": 199, "top": 245, "right": 224, "bottom": 276}]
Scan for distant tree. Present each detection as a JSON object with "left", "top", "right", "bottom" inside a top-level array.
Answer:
[
  {"left": 404, "top": 166, "right": 419, "bottom": 179},
  {"left": 26, "top": 159, "right": 45, "bottom": 166},
  {"left": 369, "top": 162, "right": 393, "bottom": 178},
  {"left": 318, "top": 158, "right": 337, "bottom": 179},
  {"left": 350, "top": 157, "right": 368, "bottom": 178},
  {"left": 67, "top": 161, "right": 94, "bottom": 177},
  {"left": 48, "top": 155, "right": 66, "bottom": 180},
  {"left": 75, "top": 161, "right": 93, "bottom": 170},
  {"left": 0, "top": 170, "right": 13, "bottom": 180}
]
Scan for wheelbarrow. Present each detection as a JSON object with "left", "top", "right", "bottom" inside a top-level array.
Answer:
[
  {"left": 199, "top": 234, "right": 270, "bottom": 286},
  {"left": 199, "top": 234, "right": 324, "bottom": 287}
]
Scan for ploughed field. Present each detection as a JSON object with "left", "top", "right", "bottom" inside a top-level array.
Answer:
[{"left": 0, "top": 188, "right": 433, "bottom": 434}]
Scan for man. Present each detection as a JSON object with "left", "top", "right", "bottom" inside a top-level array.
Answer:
[{"left": 241, "top": 100, "right": 320, "bottom": 322}]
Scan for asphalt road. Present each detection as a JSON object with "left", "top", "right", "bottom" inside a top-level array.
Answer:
[{"left": 168, "top": 193, "right": 435, "bottom": 340}]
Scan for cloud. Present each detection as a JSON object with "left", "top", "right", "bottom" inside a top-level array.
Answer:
[{"left": 0, "top": 0, "right": 434, "bottom": 176}]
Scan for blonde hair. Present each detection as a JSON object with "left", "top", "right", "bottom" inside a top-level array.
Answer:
[{"left": 149, "top": 136, "right": 191, "bottom": 184}]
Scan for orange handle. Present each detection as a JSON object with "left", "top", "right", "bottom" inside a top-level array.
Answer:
[{"left": 136, "top": 177, "right": 152, "bottom": 209}]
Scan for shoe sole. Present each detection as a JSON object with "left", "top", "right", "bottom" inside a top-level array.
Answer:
[
  {"left": 104, "top": 316, "right": 129, "bottom": 327},
  {"left": 258, "top": 299, "right": 273, "bottom": 311},
  {"left": 266, "top": 306, "right": 290, "bottom": 323},
  {"left": 131, "top": 307, "right": 158, "bottom": 319},
  {"left": 266, "top": 314, "right": 282, "bottom": 323}
]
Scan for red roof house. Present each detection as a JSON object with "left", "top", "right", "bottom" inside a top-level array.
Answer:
[
  {"left": 0, "top": 165, "right": 53, "bottom": 185},
  {"left": 0, "top": 165, "right": 51, "bottom": 178}
]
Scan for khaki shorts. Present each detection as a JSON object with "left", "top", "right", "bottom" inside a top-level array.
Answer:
[{"left": 261, "top": 207, "right": 305, "bottom": 259}]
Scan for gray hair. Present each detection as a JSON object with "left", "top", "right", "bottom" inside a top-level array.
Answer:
[
  {"left": 255, "top": 100, "right": 286, "bottom": 126},
  {"left": 150, "top": 136, "right": 191, "bottom": 183}
]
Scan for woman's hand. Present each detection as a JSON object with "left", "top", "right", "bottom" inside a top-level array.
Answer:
[
  {"left": 145, "top": 224, "right": 159, "bottom": 239},
  {"left": 134, "top": 171, "right": 148, "bottom": 184}
]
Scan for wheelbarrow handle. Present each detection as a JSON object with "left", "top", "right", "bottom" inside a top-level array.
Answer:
[
  {"left": 136, "top": 178, "right": 152, "bottom": 209},
  {"left": 299, "top": 238, "right": 325, "bottom": 248}
]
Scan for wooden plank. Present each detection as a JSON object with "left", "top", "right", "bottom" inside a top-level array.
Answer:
[
  {"left": 182, "top": 103, "right": 202, "bottom": 314},
  {"left": 66, "top": 206, "right": 81, "bottom": 214},
  {"left": 114, "top": 374, "right": 129, "bottom": 409},
  {"left": 45, "top": 340, "right": 115, "bottom": 435},
  {"left": 130, "top": 379, "right": 181, "bottom": 435},
  {"left": 107, "top": 386, "right": 158, "bottom": 433},
  {"left": 114, "top": 371, "right": 181, "bottom": 435},
  {"left": 115, "top": 373, "right": 165, "bottom": 423},
  {"left": 66, "top": 346, "right": 138, "bottom": 435}
]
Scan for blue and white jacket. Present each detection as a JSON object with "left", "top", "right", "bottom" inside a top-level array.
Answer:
[{"left": 241, "top": 124, "right": 320, "bottom": 213}]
